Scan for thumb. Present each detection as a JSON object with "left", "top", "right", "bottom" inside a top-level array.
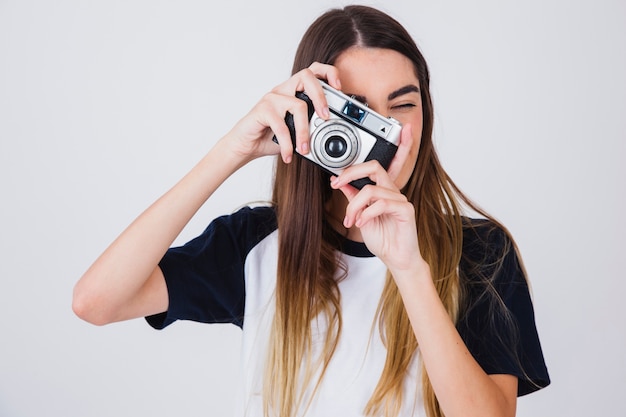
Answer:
[{"left": 386, "top": 123, "right": 413, "bottom": 182}]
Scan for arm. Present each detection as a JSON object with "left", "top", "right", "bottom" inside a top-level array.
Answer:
[
  {"left": 72, "top": 136, "right": 257, "bottom": 325},
  {"left": 73, "top": 64, "right": 342, "bottom": 326},
  {"left": 393, "top": 264, "right": 518, "bottom": 417},
  {"left": 331, "top": 127, "right": 518, "bottom": 417}
]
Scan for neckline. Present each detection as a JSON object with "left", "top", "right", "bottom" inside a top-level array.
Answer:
[
  {"left": 339, "top": 237, "right": 375, "bottom": 258},
  {"left": 328, "top": 227, "right": 375, "bottom": 258}
]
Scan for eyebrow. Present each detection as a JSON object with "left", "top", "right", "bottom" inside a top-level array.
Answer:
[
  {"left": 388, "top": 84, "right": 420, "bottom": 101},
  {"left": 350, "top": 84, "right": 420, "bottom": 104}
]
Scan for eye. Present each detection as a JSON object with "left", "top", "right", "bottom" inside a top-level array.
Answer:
[{"left": 391, "top": 103, "right": 417, "bottom": 111}]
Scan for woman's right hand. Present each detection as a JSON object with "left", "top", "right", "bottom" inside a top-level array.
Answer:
[
  {"left": 224, "top": 62, "right": 342, "bottom": 165},
  {"left": 73, "top": 63, "right": 342, "bottom": 326}
]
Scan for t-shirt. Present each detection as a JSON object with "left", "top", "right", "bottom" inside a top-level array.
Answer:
[{"left": 146, "top": 205, "right": 550, "bottom": 416}]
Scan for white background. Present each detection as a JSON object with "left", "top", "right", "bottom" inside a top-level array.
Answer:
[{"left": 1, "top": 0, "right": 624, "bottom": 416}]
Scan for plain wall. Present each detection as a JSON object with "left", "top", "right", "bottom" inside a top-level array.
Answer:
[{"left": 1, "top": 0, "right": 624, "bottom": 416}]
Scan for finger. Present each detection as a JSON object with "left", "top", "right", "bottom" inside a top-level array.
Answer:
[
  {"left": 264, "top": 109, "right": 294, "bottom": 163},
  {"left": 273, "top": 67, "right": 330, "bottom": 121},
  {"left": 355, "top": 198, "right": 414, "bottom": 228},
  {"left": 331, "top": 176, "right": 359, "bottom": 202},
  {"left": 308, "top": 62, "right": 342, "bottom": 90},
  {"left": 386, "top": 123, "right": 414, "bottom": 182},
  {"left": 258, "top": 93, "right": 307, "bottom": 163},
  {"left": 270, "top": 64, "right": 342, "bottom": 156},
  {"left": 270, "top": 71, "right": 325, "bottom": 155},
  {"left": 331, "top": 160, "right": 396, "bottom": 191},
  {"left": 287, "top": 97, "right": 312, "bottom": 155},
  {"left": 342, "top": 184, "right": 408, "bottom": 228}
]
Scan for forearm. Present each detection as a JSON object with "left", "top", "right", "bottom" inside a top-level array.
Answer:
[
  {"left": 73, "top": 63, "right": 337, "bottom": 324},
  {"left": 73, "top": 136, "right": 248, "bottom": 324},
  {"left": 393, "top": 263, "right": 517, "bottom": 417}
]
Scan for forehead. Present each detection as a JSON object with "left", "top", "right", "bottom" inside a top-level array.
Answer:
[{"left": 333, "top": 47, "right": 419, "bottom": 97}]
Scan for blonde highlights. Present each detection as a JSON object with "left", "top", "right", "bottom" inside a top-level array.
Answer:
[
  {"left": 265, "top": 156, "right": 345, "bottom": 417},
  {"left": 265, "top": 5, "right": 521, "bottom": 417}
]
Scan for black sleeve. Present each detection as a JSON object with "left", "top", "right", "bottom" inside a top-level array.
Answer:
[
  {"left": 457, "top": 220, "right": 550, "bottom": 396},
  {"left": 145, "top": 206, "right": 277, "bottom": 330}
]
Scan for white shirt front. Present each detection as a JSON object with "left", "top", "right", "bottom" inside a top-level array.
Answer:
[{"left": 237, "top": 230, "right": 424, "bottom": 417}]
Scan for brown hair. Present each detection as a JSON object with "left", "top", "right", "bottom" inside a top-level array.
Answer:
[{"left": 268, "top": 5, "right": 522, "bottom": 417}]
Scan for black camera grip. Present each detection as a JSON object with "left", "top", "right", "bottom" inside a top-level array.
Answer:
[
  {"left": 365, "top": 138, "right": 398, "bottom": 171},
  {"left": 349, "top": 137, "right": 399, "bottom": 189}
]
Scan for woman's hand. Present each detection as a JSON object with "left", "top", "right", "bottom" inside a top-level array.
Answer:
[
  {"left": 331, "top": 123, "right": 519, "bottom": 417},
  {"left": 73, "top": 64, "right": 342, "bottom": 326},
  {"left": 330, "top": 123, "right": 426, "bottom": 275},
  {"left": 225, "top": 62, "right": 342, "bottom": 165}
]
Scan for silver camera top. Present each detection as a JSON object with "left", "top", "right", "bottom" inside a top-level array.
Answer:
[{"left": 319, "top": 80, "right": 402, "bottom": 145}]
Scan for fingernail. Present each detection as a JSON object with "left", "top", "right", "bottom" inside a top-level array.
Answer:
[
  {"left": 284, "top": 155, "right": 292, "bottom": 163},
  {"left": 323, "top": 107, "right": 330, "bottom": 119},
  {"left": 343, "top": 216, "right": 349, "bottom": 228},
  {"left": 330, "top": 176, "right": 339, "bottom": 187},
  {"left": 300, "top": 142, "right": 308, "bottom": 154}
]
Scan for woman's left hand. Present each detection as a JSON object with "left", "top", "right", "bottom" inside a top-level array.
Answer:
[{"left": 330, "top": 123, "right": 425, "bottom": 274}]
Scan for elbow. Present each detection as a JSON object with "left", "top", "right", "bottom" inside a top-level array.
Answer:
[{"left": 72, "top": 282, "right": 114, "bottom": 326}]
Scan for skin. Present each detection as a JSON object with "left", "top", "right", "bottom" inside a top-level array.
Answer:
[
  {"left": 328, "top": 48, "right": 518, "bottom": 417},
  {"left": 73, "top": 47, "right": 518, "bottom": 417},
  {"left": 325, "top": 47, "right": 422, "bottom": 243}
]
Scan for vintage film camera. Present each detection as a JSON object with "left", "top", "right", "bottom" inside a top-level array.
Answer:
[{"left": 277, "top": 80, "right": 402, "bottom": 189}]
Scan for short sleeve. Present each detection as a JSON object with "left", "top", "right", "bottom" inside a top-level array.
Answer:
[
  {"left": 457, "top": 220, "right": 550, "bottom": 396},
  {"left": 145, "top": 206, "right": 277, "bottom": 330}
]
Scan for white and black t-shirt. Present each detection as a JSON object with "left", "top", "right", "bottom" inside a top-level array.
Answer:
[{"left": 147, "top": 205, "right": 549, "bottom": 416}]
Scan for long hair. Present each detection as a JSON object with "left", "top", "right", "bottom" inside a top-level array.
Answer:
[{"left": 268, "top": 5, "right": 523, "bottom": 417}]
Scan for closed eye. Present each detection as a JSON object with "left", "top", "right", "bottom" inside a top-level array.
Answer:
[{"left": 391, "top": 103, "right": 416, "bottom": 110}]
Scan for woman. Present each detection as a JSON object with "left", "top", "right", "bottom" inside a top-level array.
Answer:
[{"left": 73, "top": 5, "right": 549, "bottom": 417}]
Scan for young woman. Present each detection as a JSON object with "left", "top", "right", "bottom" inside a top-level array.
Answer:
[{"left": 73, "top": 5, "right": 549, "bottom": 417}]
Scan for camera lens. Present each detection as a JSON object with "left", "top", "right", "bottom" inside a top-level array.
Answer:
[
  {"left": 325, "top": 136, "right": 348, "bottom": 158},
  {"left": 311, "top": 119, "right": 359, "bottom": 169}
]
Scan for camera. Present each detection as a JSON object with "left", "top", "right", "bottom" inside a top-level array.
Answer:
[{"left": 277, "top": 80, "right": 402, "bottom": 189}]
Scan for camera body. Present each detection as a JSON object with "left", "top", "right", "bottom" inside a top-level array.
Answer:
[{"left": 281, "top": 80, "right": 402, "bottom": 189}]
